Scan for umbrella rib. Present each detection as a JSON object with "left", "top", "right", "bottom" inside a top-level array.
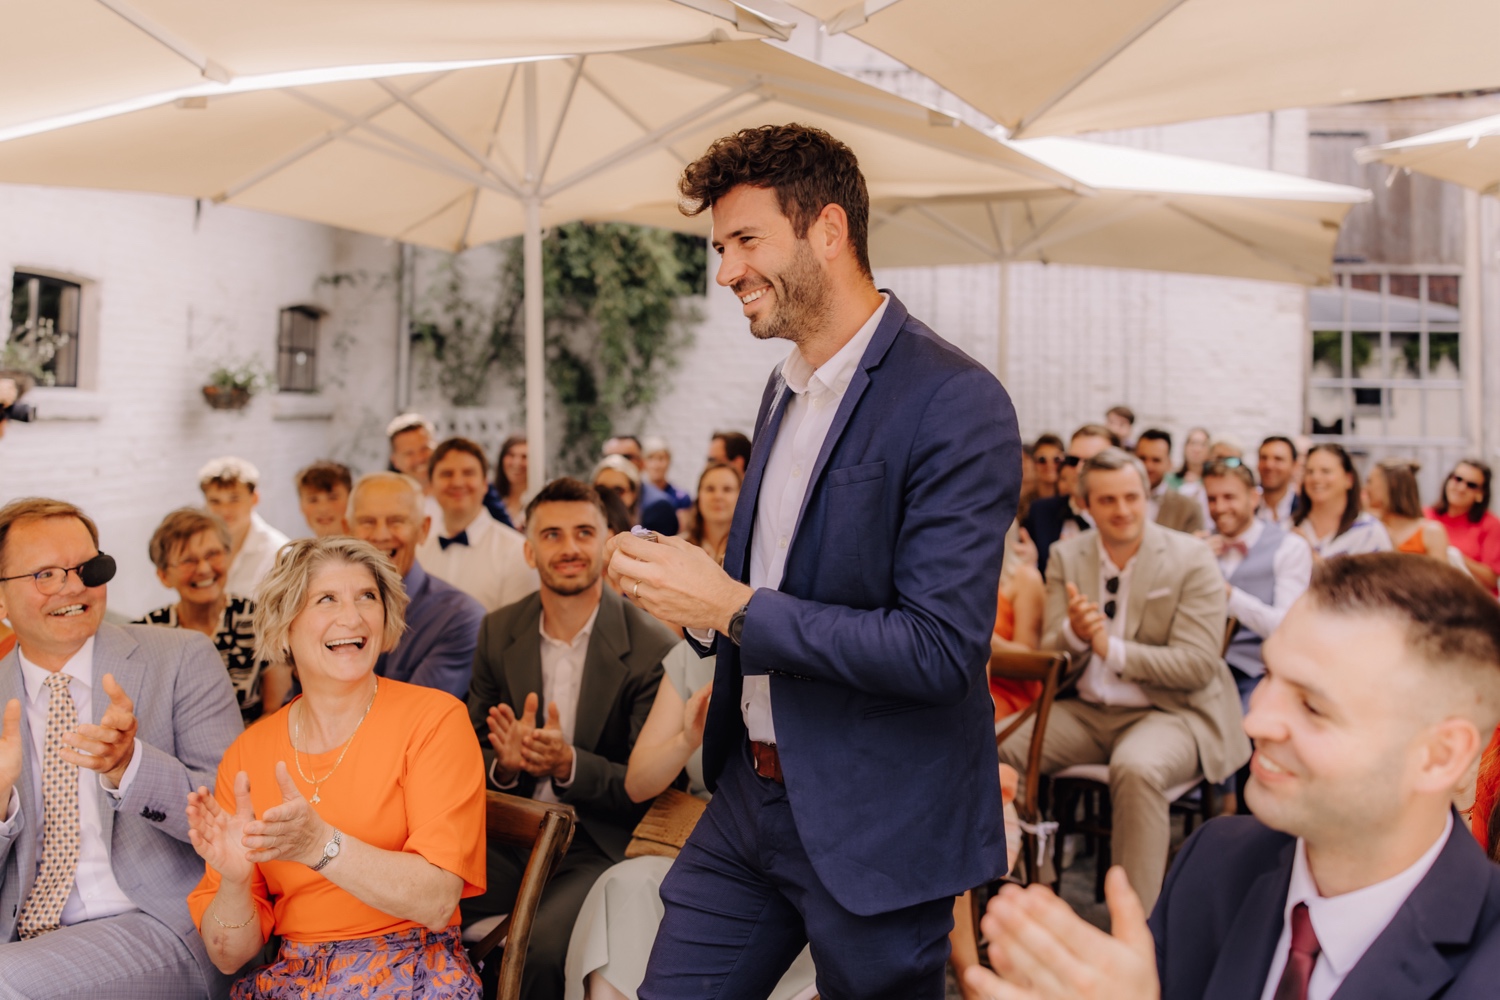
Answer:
[
  {"left": 94, "top": 0, "right": 231, "bottom": 81},
  {"left": 459, "top": 69, "right": 521, "bottom": 251},
  {"left": 287, "top": 89, "right": 520, "bottom": 201},
  {"left": 580, "top": 68, "right": 691, "bottom": 165},
  {"left": 1164, "top": 202, "right": 1321, "bottom": 283},
  {"left": 540, "top": 80, "right": 764, "bottom": 199},
  {"left": 340, "top": 132, "right": 518, "bottom": 200},
  {"left": 215, "top": 77, "right": 445, "bottom": 203},
  {"left": 397, "top": 189, "right": 475, "bottom": 247},
  {"left": 984, "top": 201, "right": 1009, "bottom": 257},
  {"left": 372, "top": 78, "right": 524, "bottom": 196},
  {"left": 537, "top": 59, "right": 588, "bottom": 190},
  {"left": 1010, "top": 0, "right": 1192, "bottom": 138},
  {"left": 910, "top": 204, "right": 1002, "bottom": 258},
  {"left": 1008, "top": 199, "right": 1083, "bottom": 258},
  {"left": 871, "top": 204, "right": 995, "bottom": 260}
]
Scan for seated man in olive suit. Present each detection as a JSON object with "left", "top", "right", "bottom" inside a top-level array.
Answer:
[
  {"left": 0, "top": 498, "right": 243, "bottom": 999},
  {"left": 464, "top": 478, "right": 674, "bottom": 1000},
  {"left": 999, "top": 448, "right": 1249, "bottom": 913}
]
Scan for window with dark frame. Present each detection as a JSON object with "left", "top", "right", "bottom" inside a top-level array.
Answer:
[
  {"left": 277, "top": 305, "right": 321, "bottom": 393},
  {"left": 8, "top": 273, "right": 81, "bottom": 388}
]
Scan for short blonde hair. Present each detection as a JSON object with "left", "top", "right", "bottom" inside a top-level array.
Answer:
[
  {"left": 252, "top": 536, "right": 408, "bottom": 668},
  {"left": 148, "top": 508, "right": 230, "bottom": 572}
]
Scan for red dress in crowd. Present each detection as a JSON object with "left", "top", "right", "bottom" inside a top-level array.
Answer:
[{"left": 1472, "top": 726, "right": 1500, "bottom": 854}]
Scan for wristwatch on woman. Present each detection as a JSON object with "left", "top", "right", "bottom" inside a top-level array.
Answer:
[{"left": 311, "top": 828, "right": 343, "bottom": 871}]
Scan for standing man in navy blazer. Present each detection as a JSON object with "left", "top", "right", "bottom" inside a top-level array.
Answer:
[
  {"left": 966, "top": 554, "right": 1500, "bottom": 1000},
  {"left": 607, "top": 124, "right": 1020, "bottom": 999}
]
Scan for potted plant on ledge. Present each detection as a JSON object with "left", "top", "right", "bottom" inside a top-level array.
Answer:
[{"left": 202, "top": 359, "right": 272, "bottom": 411}]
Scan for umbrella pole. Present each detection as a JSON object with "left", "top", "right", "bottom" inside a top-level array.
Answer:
[{"left": 523, "top": 62, "right": 546, "bottom": 496}]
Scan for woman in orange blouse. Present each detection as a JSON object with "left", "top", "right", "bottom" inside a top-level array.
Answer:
[{"left": 186, "top": 537, "right": 486, "bottom": 998}]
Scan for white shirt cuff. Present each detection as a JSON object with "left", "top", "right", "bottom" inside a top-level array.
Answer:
[
  {"left": 686, "top": 627, "right": 716, "bottom": 644},
  {"left": 1062, "top": 621, "right": 1090, "bottom": 654},
  {"left": 1106, "top": 636, "right": 1128, "bottom": 677},
  {"left": 0, "top": 787, "right": 18, "bottom": 831},
  {"left": 100, "top": 738, "right": 144, "bottom": 799},
  {"left": 488, "top": 757, "right": 520, "bottom": 791},
  {"left": 552, "top": 748, "right": 579, "bottom": 790}
]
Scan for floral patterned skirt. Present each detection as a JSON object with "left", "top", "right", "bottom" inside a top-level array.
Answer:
[{"left": 232, "top": 925, "right": 481, "bottom": 999}]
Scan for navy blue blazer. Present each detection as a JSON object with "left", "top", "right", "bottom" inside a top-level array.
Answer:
[
  {"left": 1150, "top": 815, "right": 1500, "bottom": 999},
  {"left": 1022, "top": 494, "right": 1084, "bottom": 577},
  {"left": 698, "top": 292, "right": 1021, "bottom": 917}
]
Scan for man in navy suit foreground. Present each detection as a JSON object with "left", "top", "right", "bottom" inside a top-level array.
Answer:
[
  {"left": 607, "top": 123, "right": 1020, "bottom": 999},
  {"left": 968, "top": 553, "right": 1500, "bottom": 1000}
]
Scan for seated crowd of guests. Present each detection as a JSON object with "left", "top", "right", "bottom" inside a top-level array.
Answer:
[{"left": 5, "top": 402, "right": 1500, "bottom": 1000}]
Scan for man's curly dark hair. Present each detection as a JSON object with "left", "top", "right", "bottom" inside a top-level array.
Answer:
[{"left": 679, "top": 123, "right": 872, "bottom": 277}]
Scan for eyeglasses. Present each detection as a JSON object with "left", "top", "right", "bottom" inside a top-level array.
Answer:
[
  {"left": 1104, "top": 574, "right": 1120, "bottom": 619},
  {"left": 1062, "top": 455, "right": 1082, "bottom": 468},
  {"left": 0, "top": 552, "right": 117, "bottom": 595},
  {"left": 1451, "top": 473, "right": 1484, "bottom": 491},
  {"left": 169, "top": 548, "right": 227, "bottom": 571},
  {"left": 1034, "top": 455, "right": 1064, "bottom": 467}
]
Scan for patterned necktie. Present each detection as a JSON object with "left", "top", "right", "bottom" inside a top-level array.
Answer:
[
  {"left": 1274, "top": 902, "right": 1321, "bottom": 1000},
  {"left": 17, "top": 673, "right": 81, "bottom": 939}
]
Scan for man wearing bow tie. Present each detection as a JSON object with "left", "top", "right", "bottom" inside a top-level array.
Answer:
[
  {"left": 1203, "top": 459, "right": 1312, "bottom": 715},
  {"left": 1023, "top": 424, "right": 1119, "bottom": 576},
  {"left": 415, "top": 437, "right": 539, "bottom": 614}
]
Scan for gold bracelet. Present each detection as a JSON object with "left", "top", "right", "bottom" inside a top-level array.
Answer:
[{"left": 210, "top": 903, "right": 257, "bottom": 930}]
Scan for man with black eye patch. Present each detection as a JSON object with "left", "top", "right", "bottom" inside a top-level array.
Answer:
[{"left": 0, "top": 497, "right": 243, "bottom": 999}]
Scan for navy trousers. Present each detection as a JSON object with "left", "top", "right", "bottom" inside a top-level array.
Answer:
[{"left": 638, "top": 743, "right": 954, "bottom": 1000}]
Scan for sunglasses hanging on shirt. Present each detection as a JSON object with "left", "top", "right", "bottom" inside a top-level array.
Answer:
[{"left": 1104, "top": 574, "right": 1120, "bottom": 619}]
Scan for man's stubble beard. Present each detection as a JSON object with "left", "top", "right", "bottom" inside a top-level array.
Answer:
[{"left": 747, "top": 241, "right": 832, "bottom": 346}]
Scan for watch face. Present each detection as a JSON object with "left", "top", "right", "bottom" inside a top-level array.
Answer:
[{"left": 326, "top": 840, "right": 341, "bottom": 858}]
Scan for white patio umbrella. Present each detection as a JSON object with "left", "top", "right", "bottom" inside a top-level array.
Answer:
[
  {"left": 789, "top": 0, "right": 1500, "bottom": 137},
  {"left": 0, "top": 0, "right": 792, "bottom": 134},
  {"left": 0, "top": 39, "right": 1078, "bottom": 488},
  {"left": 1354, "top": 114, "right": 1500, "bottom": 195},
  {"left": 608, "top": 137, "right": 1369, "bottom": 284}
]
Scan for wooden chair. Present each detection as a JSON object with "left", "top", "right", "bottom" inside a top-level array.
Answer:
[
  {"left": 992, "top": 649, "right": 1070, "bottom": 884},
  {"left": 1046, "top": 617, "right": 1240, "bottom": 902},
  {"left": 463, "top": 791, "right": 576, "bottom": 1000}
]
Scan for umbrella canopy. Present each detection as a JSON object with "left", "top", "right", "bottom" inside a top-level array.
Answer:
[
  {"left": 871, "top": 138, "right": 1370, "bottom": 284},
  {"left": 0, "top": 0, "right": 792, "bottom": 135},
  {"left": 789, "top": 0, "right": 1500, "bottom": 137},
  {"left": 1354, "top": 115, "right": 1500, "bottom": 194},
  {"left": 0, "top": 38, "right": 1079, "bottom": 487}
]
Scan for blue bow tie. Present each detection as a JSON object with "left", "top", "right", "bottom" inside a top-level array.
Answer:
[{"left": 438, "top": 531, "right": 469, "bottom": 550}]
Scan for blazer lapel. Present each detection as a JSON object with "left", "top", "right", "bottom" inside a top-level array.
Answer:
[
  {"left": 90, "top": 624, "right": 140, "bottom": 852},
  {"left": 724, "top": 369, "right": 791, "bottom": 584},
  {"left": 503, "top": 603, "right": 546, "bottom": 727},
  {"left": 1125, "top": 525, "right": 1165, "bottom": 642},
  {"left": 1200, "top": 843, "right": 1295, "bottom": 1000},
  {"left": 572, "top": 590, "right": 629, "bottom": 752}
]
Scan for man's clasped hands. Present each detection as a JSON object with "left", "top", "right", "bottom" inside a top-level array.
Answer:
[{"left": 487, "top": 692, "right": 574, "bottom": 784}]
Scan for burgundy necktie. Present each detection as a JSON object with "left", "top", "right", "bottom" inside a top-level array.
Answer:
[{"left": 1274, "top": 902, "right": 1321, "bottom": 1000}]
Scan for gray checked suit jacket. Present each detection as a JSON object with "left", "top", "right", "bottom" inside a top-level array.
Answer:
[{"left": 0, "top": 623, "right": 243, "bottom": 997}]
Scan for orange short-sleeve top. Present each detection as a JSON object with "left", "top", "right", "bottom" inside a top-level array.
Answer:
[{"left": 188, "top": 679, "right": 486, "bottom": 944}]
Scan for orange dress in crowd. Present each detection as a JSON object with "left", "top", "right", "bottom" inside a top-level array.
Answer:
[
  {"left": 990, "top": 592, "right": 1040, "bottom": 720},
  {"left": 1397, "top": 531, "right": 1428, "bottom": 556},
  {"left": 1472, "top": 725, "right": 1500, "bottom": 855},
  {"left": 188, "top": 680, "right": 487, "bottom": 944},
  {"left": 0, "top": 623, "right": 15, "bottom": 660}
]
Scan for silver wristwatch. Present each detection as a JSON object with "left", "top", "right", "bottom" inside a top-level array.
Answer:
[{"left": 311, "top": 828, "right": 343, "bottom": 872}]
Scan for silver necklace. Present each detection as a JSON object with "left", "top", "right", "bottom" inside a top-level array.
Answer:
[{"left": 291, "top": 678, "right": 378, "bottom": 805}]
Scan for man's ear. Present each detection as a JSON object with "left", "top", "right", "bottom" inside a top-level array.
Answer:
[
  {"left": 815, "top": 203, "right": 849, "bottom": 262},
  {"left": 416, "top": 515, "right": 431, "bottom": 546},
  {"left": 523, "top": 537, "right": 537, "bottom": 571},
  {"left": 1417, "top": 716, "right": 1483, "bottom": 795}
]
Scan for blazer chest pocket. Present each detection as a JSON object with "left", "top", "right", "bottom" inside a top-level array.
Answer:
[{"left": 825, "top": 461, "right": 885, "bottom": 488}]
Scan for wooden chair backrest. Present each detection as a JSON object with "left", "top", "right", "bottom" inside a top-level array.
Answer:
[
  {"left": 1222, "top": 616, "right": 1239, "bottom": 657},
  {"left": 993, "top": 650, "right": 1069, "bottom": 834},
  {"left": 473, "top": 791, "right": 577, "bottom": 1000}
]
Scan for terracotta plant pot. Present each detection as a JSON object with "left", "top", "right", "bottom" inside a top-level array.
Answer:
[{"left": 202, "top": 385, "right": 252, "bottom": 410}]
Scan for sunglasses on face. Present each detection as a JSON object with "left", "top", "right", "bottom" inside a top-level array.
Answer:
[
  {"left": 1104, "top": 574, "right": 1120, "bottom": 619},
  {"left": 1034, "top": 455, "right": 1064, "bottom": 467},
  {"left": 1451, "top": 474, "right": 1484, "bottom": 491},
  {"left": 1062, "top": 455, "right": 1082, "bottom": 468}
]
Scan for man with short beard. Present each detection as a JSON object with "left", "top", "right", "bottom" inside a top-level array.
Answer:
[
  {"left": 349, "top": 472, "right": 483, "bottom": 700},
  {"left": 463, "top": 478, "right": 674, "bottom": 1000},
  {"left": 1257, "top": 435, "right": 1300, "bottom": 528}
]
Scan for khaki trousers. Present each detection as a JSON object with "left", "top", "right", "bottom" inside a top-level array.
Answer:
[{"left": 998, "top": 698, "right": 1199, "bottom": 913}]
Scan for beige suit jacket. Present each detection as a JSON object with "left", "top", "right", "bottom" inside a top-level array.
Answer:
[
  {"left": 1042, "top": 522, "right": 1250, "bottom": 783},
  {"left": 1156, "top": 490, "right": 1205, "bottom": 534}
]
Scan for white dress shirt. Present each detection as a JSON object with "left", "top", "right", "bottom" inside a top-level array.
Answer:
[
  {"left": 736, "top": 294, "right": 889, "bottom": 744},
  {"left": 1259, "top": 814, "right": 1452, "bottom": 1000},
  {"left": 491, "top": 605, "right": 598, "bottom": 802},
  {"left": 1064, "top": 541, "right": 1151, "bottom": 708},
  {"left": 0, "top": 638, "right": 144, "bottom": 924},
  {"left": 1257, "top": 488, "right": 1296, "bottom": 528},
  {"left": 225, "top": 511, "right": 291, "bottom": 599},
  {"left": 1216, "top": 519, "right": 1314, "bottom": 640},
  {"left": 417, "top": 506, "right": 540, "bottom": 613},
  {"left": 1304, "top": 512, "right": 1393, "bottom": 559}
]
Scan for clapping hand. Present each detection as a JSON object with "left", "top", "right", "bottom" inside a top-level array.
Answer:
[
  {"left": 1064, "top": 583, "right": 1110, "bottom": 659},
  {"left": 0, "top": 699, "right": 21, "bottom": 803},
  {"left": 488, "top": 692, "right": 539, "bottom": 784},
  {"left": 61, "top": 673, "right": 137, "bottom": 787},
  {"left": 683, "top": 681, "right": 712, "bottom": 751},
  {"left": 240, "top": 761, "right": 331, "bottom": 868},
  {"left": 521, "top": 702, "right": 574, "bottom": 781},
  {"left": 186, "top": 772, "right": 256, "bottom": 886},
  {"left": 965, "top": 868, "right": 1160, "bottom": 1000}
]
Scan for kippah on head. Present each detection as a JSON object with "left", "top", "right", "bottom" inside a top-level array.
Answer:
[{"left": 198, "top": 456, "right": 260, "bottom": 488}]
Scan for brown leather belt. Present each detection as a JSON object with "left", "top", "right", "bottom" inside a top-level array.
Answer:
[{"left": 750, "top": 740, "right": 784, "bottom": 783}]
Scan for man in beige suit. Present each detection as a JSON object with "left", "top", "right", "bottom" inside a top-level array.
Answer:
[
  {"left": 1136, "top": 429, "right": 1205, "bottom": 534},
  {"left": 998, "top": 448, "right": 1249, "bottom": 910}
]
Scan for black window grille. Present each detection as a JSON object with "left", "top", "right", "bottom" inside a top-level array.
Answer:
[
  {"left": 8, "top": 273, "right": 80, "bottom": 387},
  {"left": 277, "top": 305, "right": 321, "bottom": 393}
]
